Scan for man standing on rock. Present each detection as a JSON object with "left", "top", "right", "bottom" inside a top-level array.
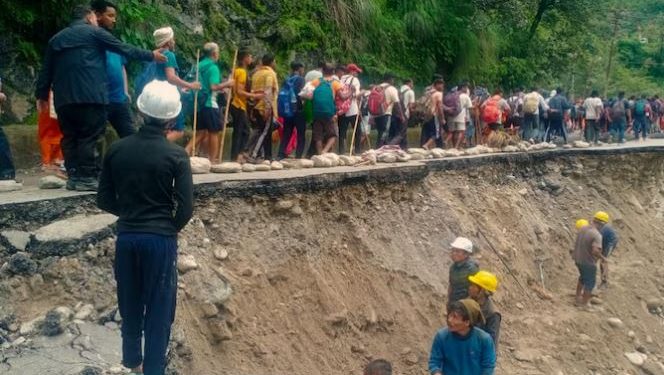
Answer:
[
  {"left": 571, "top": 212, "right": 604, "bottom": 308},
  {"left": 447, "top": 237, "right": 479, "bottom": 307},
  {"left": 97, "top": 80, "right": 193, "bottom": 375},
  {"left": 35, "top": 5, "right": 166, "bottom": 191},
  {"left": 428, "top": 299, "right": 496, "bottom": 375},
  {"left": 595, "top": 211, "right": 618, "bottom": 289}
]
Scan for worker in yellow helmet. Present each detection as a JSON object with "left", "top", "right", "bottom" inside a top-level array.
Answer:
[
  {"left": 571, "top": 211, "right": 605, "bottom": 308},
  {"left": 575, "top": 219, "right": 589, "bottom": 231},
  {"left": 468, "top": 270, "right": 501, "bottom": 349},
  {"left": 593, "top": 211, "right": 618, "bottom": 289}
]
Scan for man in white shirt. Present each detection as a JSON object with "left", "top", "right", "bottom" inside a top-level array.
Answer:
[
  {"left": 400, "top": 79, "right": 416, "bottom": 121},
  {"left": 375, "top": 73, "right": 400, "bottom": 147},
  {"left": 339, "top": 63, "right": 362, "bottom": 154},
  {"left": 583, "top": 90, "right": 604, "bottom": 145},
  {"left": 448, "top": 82, "right": 473, "bottom": 149},
  {"left": 522, "top": 87, "right": 548, "bottom": 142}
]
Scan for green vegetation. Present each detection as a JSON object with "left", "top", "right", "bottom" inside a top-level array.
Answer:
[{"left": 0, "top": 0, "right": 662, "bottom": 100}]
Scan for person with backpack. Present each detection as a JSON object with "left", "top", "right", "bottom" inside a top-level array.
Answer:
[
  {"left": 507, "top": 88, "right": 524, "bottom": 133},
  {"left": 370, "top": 73, "right": 401, "bottom": 148},
  {"left": 308, "top": 63, "right": 343, "bottom": 155},
  {"left": 338, "top": 64, "right": 363, "bottom": 154},
  {"left": 183, "top": 42, "right": 234, "bottom": 162},
  {"left": 522, "top": 87, "right": 548, "bottom": 142},
  {"left": 146, "top": 27, "right": 202, "bottom": 142},
  {"left": 230, "top": 51, "right": 263, "bottom": 163},
  {"left": 420, "top": 78, "right": 445, "bottom": 150},
  {"left": 546, "top": 88, "right": 571, "bottom": 143},
  {"left": 444, "top": 82, "right": 473, "bottom": 149},
  {"left": 245, "top": 54, "right": 279, "bottom": 162},
  {"left": 583, "top": 90, "right": 604, "bottom": 145},
  {"left": 277, "top": 62, "right": 306, "bottom": 159},
  {"left": 400, "top": 79, "right": 416, "bottom": 123},
  {"left": 35, "top": 5, "right": 167, "bottom": 192},
  {"left": 480, "top": 89, "right": 510, "bottom": 142},
  {"left": 608, "top": 91, "right": 630, "bottom": 143},
  {"left": 91, "top": 0, "right": 135, "bottom": 138},
  {"left": 633, "top": 94, "right": 651, "bottom": 141}
]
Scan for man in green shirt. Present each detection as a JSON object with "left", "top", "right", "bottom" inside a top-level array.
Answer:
[
  {"left": 448, "top": 237, "right": 480, "bottom": 307},
  {"left": 185, "top": 42, "right": 233, "bottom": 162}
]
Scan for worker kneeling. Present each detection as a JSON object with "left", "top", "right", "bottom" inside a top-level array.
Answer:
[{"left": 468, "top": 271, "right": 502, "bottom": 350}]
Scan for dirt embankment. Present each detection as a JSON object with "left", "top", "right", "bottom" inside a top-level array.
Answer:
[{"left": 1, "top": 151, "right": 664, "bottom": 375}]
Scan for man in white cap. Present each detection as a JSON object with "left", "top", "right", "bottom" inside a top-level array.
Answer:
[
  {"left": 97, "top": 80, "right": 193, "bottom": 375},
  {"left": 152, "top": 26, "right": 201, "bottom": 141},
  {"left": 447, "top": 237, "right": 479, "bottom": 307}
]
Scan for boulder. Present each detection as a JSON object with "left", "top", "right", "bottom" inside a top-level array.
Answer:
[
  {"left": 312, "top": 155, "right": 333, "bottom": 167},
  {"left": 270, "top": 161, "right": 284, "bottom": 170},
  {"left": 8, "top": 252, "right": 37, "bottom": 275},
  {"left": 177, "top": 255, "right": 198, "bottom": 273},
  {"left": 34, "top": 214, "right": 117, "bottom": 243},
  {"left": 242, "top": 163, "right": 257, "bottom": 172},
  {"left": 38, "top": 176, "right": 66, "bottom": 189},
  {"left": 190, "top": 157, "right": 211, "bottom": 174},
  {"left": 1, "top": 230, "right": 31, "bottom": 251},
  {"left": 211, "top": 162, "right": 242, "bottom": 173},
  {"left": 254, "top": 163, "right": 271, "bottom": 171}
]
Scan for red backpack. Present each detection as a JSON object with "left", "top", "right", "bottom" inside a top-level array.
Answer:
[
  {"left": 368, "top": 85, "right": 388, "bottom": 116},
  {"left": 335, "top": 76, "right": 354, "bottom": 116},
  {"left": 482, "top": 96, "right": 502, "bottom": 123}
]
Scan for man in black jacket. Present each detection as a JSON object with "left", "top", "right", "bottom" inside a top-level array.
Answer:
[
  {"left": 97, "top": 80, "right": 193, "bottom": 375},
  {"left": 35, "top": 4, "right": 165, "bottom": 191}
]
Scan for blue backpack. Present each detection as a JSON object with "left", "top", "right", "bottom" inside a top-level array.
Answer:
[
  {"left": 134, "top": 61, "right": 159, "bottom": 97},
  {"left": 277, "top": 75, "right": 300, "bottom": 118}
]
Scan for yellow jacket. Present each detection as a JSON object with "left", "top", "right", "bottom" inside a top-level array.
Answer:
[{"left": 251, "top": 66, "right": 279, "bottom": 120}]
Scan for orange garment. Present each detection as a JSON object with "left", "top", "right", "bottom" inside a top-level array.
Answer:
[{"left": 37, "top": 102, "right": 63, "bottom": 165}]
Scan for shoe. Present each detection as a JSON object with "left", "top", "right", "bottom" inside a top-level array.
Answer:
[
  {"left": 66, "top": 177, "right": 78, "bottom": 191},
  {"left": 74, "top": 177, "right": 99, "bottom": 192}
]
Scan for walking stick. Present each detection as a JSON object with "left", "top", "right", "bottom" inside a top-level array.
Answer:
[
  {"left": 218, "top": 48, "right": 238, "bottom": 163},
  {"left": 192, "top": 49, "right": 201, "bottom": 156},
  {"left": 349, "top": 111, "right": 361, "bottom": 156}
]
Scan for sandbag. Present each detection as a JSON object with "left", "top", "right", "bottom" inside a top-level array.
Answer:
[
  {"left": 271, "top": 161, "right": 284, "bottom": 170},
  {"left": 242, "top": 163, "right": 257, "bottom": 172},
  {"left": 211, "top": 162, "right": 242, "bottom": 173},
  {"left": 190, "top": 157, "right": 211, "bottom": 174},
  {"left": 297, "top": 159, "right": 315, "bottom": 168},
  {"left": 255, "top": 163, "right": 271, "bottom": 171},
  {"left": 312, "top": 155, "right": 333, "bottom": 167}
]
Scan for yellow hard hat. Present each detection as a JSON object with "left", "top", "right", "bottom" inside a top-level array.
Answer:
[
  {"left": 468, "top": 271, "right": 498, "bottom": 293},
  {"left": 576, "top": 219, "right": 589, "bottom": 230},
  {"left": 594, "top": 211, "right": 609, "bottom": 223}
]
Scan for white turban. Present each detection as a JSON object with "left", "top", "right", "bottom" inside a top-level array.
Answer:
[{"left": 153, "top": 27, "right": 174, "bottom": 48}]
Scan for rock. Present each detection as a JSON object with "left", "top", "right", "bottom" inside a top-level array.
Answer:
[
  {"left": 12, "top": 336, "right": 26, "bottom": 346},
  {"left": 38, "top": 175, "right": 66, "bottom": 189},
  {"left": 590, "top": 297, "right": 603, "bottom": 305},
  {"left": 255, "top": 163, "right": 271, "bottom": 171},
  {"left": 312, "top": 155, "right": 332, "bottom": 167},
  {"left": 74, "top": 304, "right": 95, "bottom": 320},
  {"left": 625, "top": 351, "right": 646, "bottom": 367},
  {"left": 641, "top": 361, "right": 664, "bottom": 375},
  {"left": 201, "top": 303, "right": 219, "bottom": 318},
  {"left": 326, "top": 310, "right": 348, "bottom": 325},
  {"left": 627, "top": 330, "right": 636, "bottom": 338},
  {"left": 114, "top": 310, "right": 122, "bottom": 323},
  {"left": 242, "top": 163, "right": 256, "bottom": 172},
  {"left": 516, "top": 303, "right": 524, "bottom": 309},
  {"left": 109, "top": 366, "right": 125, "bottom": 374},
  {"left": 607, "top": 317, "right": 624, "bottom": 328},
  {"left": 104, "top": 321, "right": 118, "bottom": 330},
  {"left": 275, "top": 200, "right": 295, "bottom": 211},
  {"left": 213, "top": 247, "right": 229, "bottom": 260},
  {"left": 573, "top": 141, "right": 591, "bottom": 148},
  {"left": 351, "top": 344, "right": 367, "bottom": 354},
  {"left": 297, "top": 159, "right": 314, "bottom": 168},
  {"left": 7, "top": 252, "right": 37, "bottom": 275},
  {"left": 210, "top": 321, "right": 233, "bottom": 342},
  {"left": 19, "top": 317, "right": 43, "bottom": 336},
  {"left": 514, "top": 350, "right": 537, "bottom": 362},
  {"left": 211, "top": 162, "right": 242, "bottom": 173},
  {"left": 578, "top": 334, "right": 593, "bottom": 342},
  {"left": 291, "top": 206, "right": 304, "bottom": 216},
  {"left": 646, "top": 298, "right": 663, "bottom": 311},
  {"left": 1, "top": 230, "right": 31, "bottom": 251},
  {"left": 404, "top": 353, "right": 419, "bottom": 365},
  {"left": 177, "top": 255, "right": 198, "bottom": 273},
  {"left": 518, "top": 188, "right": 528, "bottom": 196},
  {"left": 40, "top": 310, "right": 65, "bottom": 336},
  {"left": 0, "top": 180, "right": 22, "bottom": 192},
  {"left": 34, "top": 213, "right": 117, "bottom": 243},
  {"left": 270, "top": 161, "right": 284, "bottom": 170},
  {"left": 79, "top": 366, "right": 103, "bottom": 375},
  {"left": 54, "top": 306, "right": 73, "bottom": 321},
  {"left": 190, "top": 157, "right": 211, "bottom": 174}
]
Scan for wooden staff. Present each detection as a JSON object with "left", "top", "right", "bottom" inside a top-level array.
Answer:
[
  {"left": 218, "top": 48, "right": 238, "bottom": 163},
  {"left": 192, "top": 49, "right": 201, "bottom": 156},
  {"left": 349, "top": 112, "right": 361, "bottom": 157}
]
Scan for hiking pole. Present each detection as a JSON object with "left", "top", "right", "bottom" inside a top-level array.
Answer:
[
  {"left": 218, "top": 48, "right": 238, "bottom": 163},
  {"left": 476, "top": 228, "right": 531, "bottom": 297},
  {"left": 192, "top": 49, "right": 201, "bottom": 157},
  {"left": 349, "top": 112, "right": 361, "bottom": 157}
]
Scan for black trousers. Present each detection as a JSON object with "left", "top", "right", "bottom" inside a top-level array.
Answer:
[
  {"left": 375, "top": 115, "right": 391, "bottom": 148},
  {"left": 230, "top": 105, "right": 250, "bottom": 161},
  {"left": 107, "top": 102, "right": 135, "bottom": 138},
  {"left": 0, "top": 126, "right": 15, "bottom": 180},
  {"left": 387, "top": 114, "right": 408, "bottom": 150},
  {"left": 338, "top": 114, "right": 360, "bottom": 155},
  {"left": 546, "top": 113, "right": 567, "bottom": 142},
  {"left": 279, "top": 112, "right": 306, "bottom": 159},
  {"left": 57, "top": 104, "right": 107, "bottom": 178},
  {"left": 245, "top": 109, "right": 272, "bottom": 161}
]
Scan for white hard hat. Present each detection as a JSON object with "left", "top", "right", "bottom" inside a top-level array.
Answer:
[
  {"left": 450, "top": 237, "right": 473, "bottom": 253},
  {"left": 137, "top": 80, "right": 182, "bottom": 120}
]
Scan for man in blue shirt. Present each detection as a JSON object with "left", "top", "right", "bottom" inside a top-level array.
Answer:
[
  {"left": 546, "top": 87, "right": 570, "bottom": 143},
  {"left": 598, "top": 215, "right": 619, "bottom": 289},
  {"left": 92, "top": 0, "right": 134, "bottom": 138},
  {"left": 428, "top": 299, "right": 496, "bottom": 375}
]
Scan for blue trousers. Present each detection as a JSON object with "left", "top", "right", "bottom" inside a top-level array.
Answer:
[
  {"left": 633, "top": 115, "right": 649, "bottom": 139},
  {"left": 115, "top": 232, "right": 178, "bottom": 375},
  {"left": 0, "top": 126, "right": 15, "bottom": 180},
  {"left": 611, "top": 119, "right": 626, "bottom": 142}
]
